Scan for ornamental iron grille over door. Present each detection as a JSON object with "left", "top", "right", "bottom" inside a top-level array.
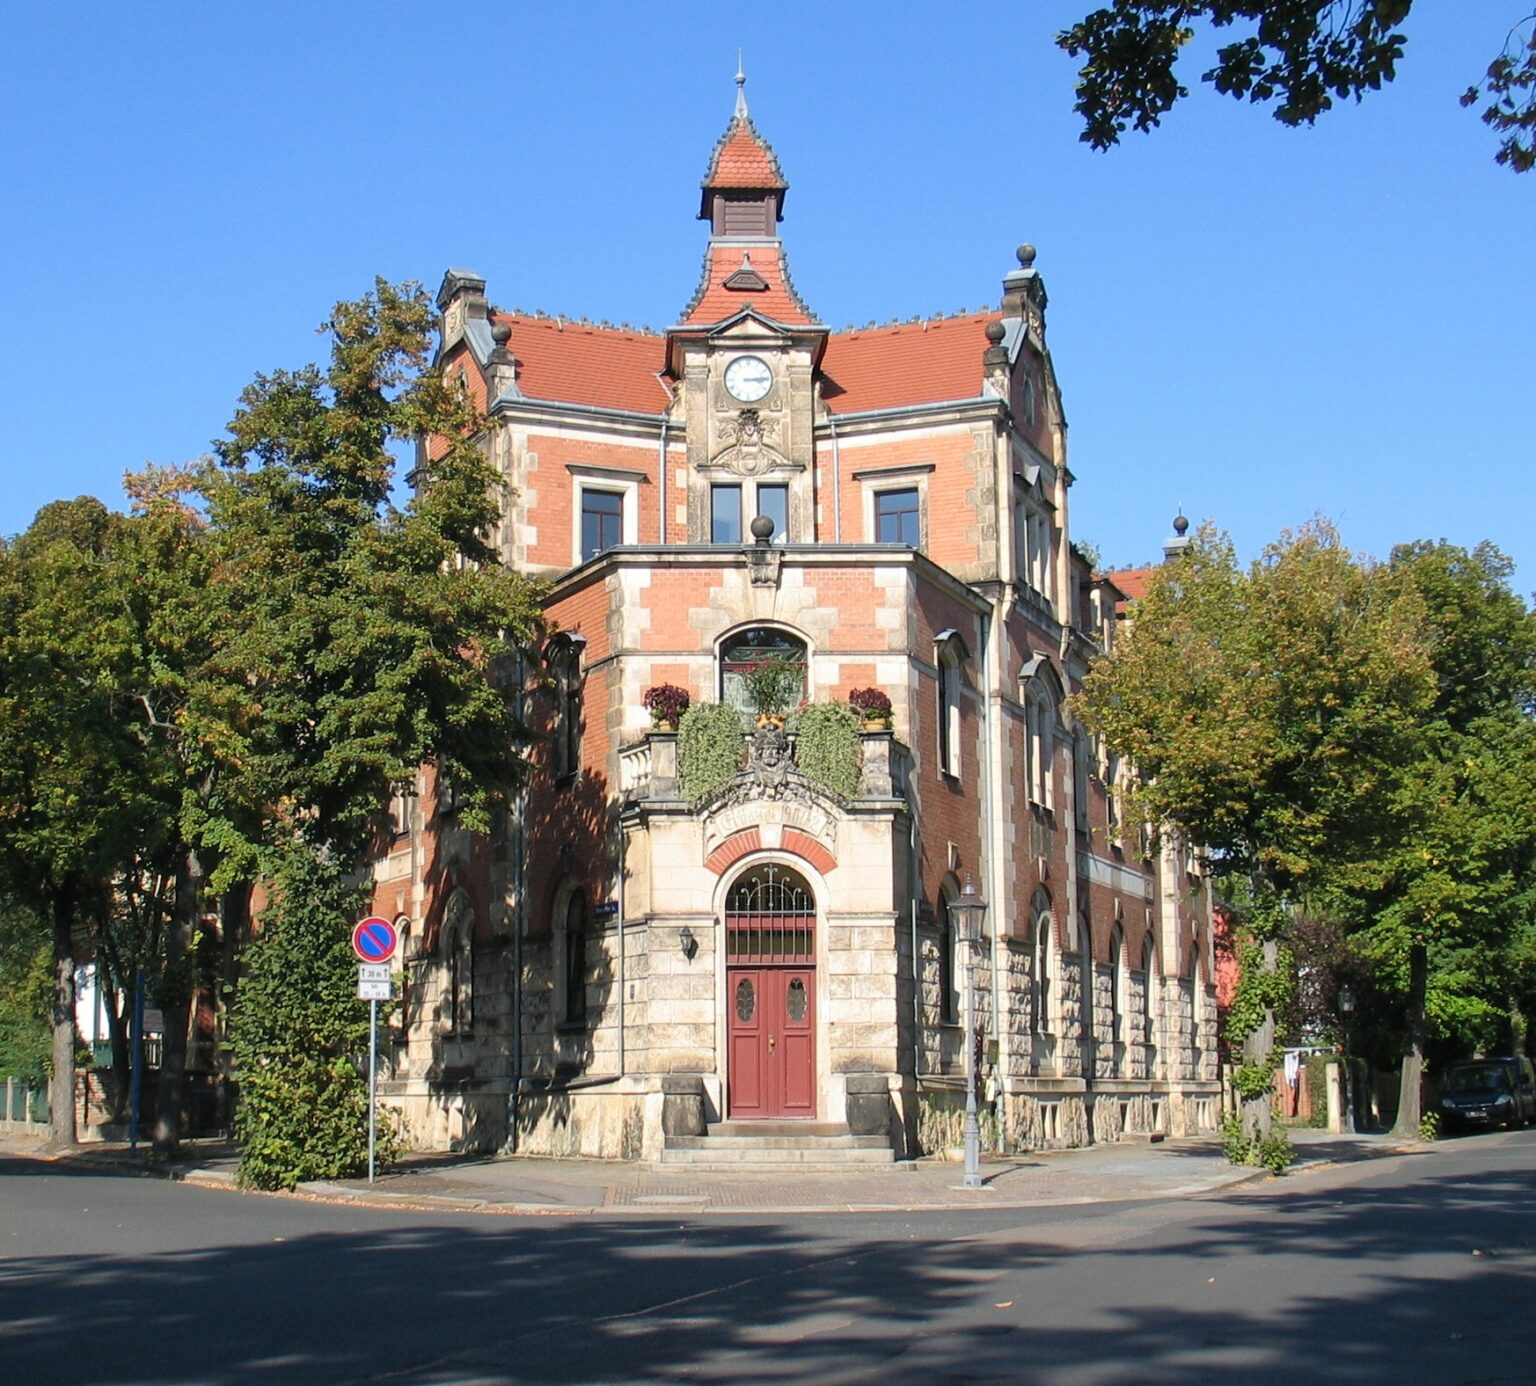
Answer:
[{"left": 726, "top": 863, "right": 816, "bottom": 1118}]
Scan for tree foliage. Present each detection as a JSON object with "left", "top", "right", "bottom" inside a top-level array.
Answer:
[
  {"left": 1060, "top": 3, "right": 1536, "bottom": 173},
  {"left": 206, "top": 280, "right": 545, "bottom": 1176},
  {"left": 231, "top": 853, "right": 388, "bottom": 1189},
  {"left": 1077, "top": 520, "right": 1433, "bottom": 894},
  {"left": 1078, "top": 524, "right": 1536, "bottom": 1137}
]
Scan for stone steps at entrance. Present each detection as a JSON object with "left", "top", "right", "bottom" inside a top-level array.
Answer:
[{"left": 660, "top": 1122, "right": 895, "bottom": 1167}]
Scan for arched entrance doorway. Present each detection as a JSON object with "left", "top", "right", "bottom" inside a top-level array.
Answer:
[{"left": 725, "top": 862, "right": 816, "bottom": 1119}]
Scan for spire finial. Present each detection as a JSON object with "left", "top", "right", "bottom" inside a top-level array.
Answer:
[{"left": 734, "top": 52, "right": 748, "bottom": 119}]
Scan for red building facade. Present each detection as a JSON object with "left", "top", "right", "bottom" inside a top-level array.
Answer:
[{"left": 367, "top": 83, "right": 1219, "bottom": 1159}]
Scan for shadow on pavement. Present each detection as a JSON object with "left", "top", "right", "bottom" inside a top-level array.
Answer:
[{"left": 1, "top": 1138, "right": 1533, "bottom": 1383}]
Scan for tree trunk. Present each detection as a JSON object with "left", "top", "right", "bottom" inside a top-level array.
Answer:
[
  {"left": 1241, "top": 938, "right": 1278, "bottom": 1140},
  {"left": 153, "top": 845, "right": 204, "bottom": 1157},
  {"left": 45, "top": 888, "right": 78, "bottom": 1149},
  {"left": 103, "top": 973, "right": 130, "bottom": 1124},
  {"left": 1393, "top": 940, "right": 1428, "bottom": 1138},
  {"left": 217, "top": 881, "right": 251, "bottom": 1132}
]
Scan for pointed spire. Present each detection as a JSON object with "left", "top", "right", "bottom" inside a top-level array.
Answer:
[{"left": 735, "top": 52, "right": 748, "bottom": 119}]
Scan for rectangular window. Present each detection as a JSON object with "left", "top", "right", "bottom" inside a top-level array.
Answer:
[
  {"left": 580, "top": 488, "right": 624, "bottom": 561},
  {"left": 875, "top": 488, "right": 920, "bottom": 546},
  {"left": 711, "top": 484, "right": 742, "bottom": 543},
  {"left": 938, "top": 654, "right": 961, "bottom": 778},
  {"left": 756, "top": 484, "right": 788, "bottom": 543}
]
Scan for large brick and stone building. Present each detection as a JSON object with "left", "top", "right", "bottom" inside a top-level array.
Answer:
[{"left": 367, "top": 77, "right": 1220, "bottom": 1161}]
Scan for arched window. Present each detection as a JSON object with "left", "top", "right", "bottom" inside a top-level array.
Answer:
[
  {"left": 561, "top": 889, "right": 588, "bottom": 1025},
  {"left": 1110, "top": 925, "right": 1125, "bottom": 1048},
  {"left": 935, "top": 631, "right": 967, "bottom": 780},
  {"left": 1023, "top": 685, "right": 1057, "bottom": 810},
  {"left": 719, "top": 626, "right": 807, "bottom": 718},
  {"left": 548, "top": 636, "right": 584, "bottom": 781},
  {"left": 1142, "top": 936, "right": 1157, "bottom": 1047},
  {"left": 937, "top": 884, "right": 960, "bottom": 1026},
  {"left": 440, "top": 891, "right": 474, "bottom": 1036},
  {"left": 1079, "top": 914, "right": 1094, "bottom": 1054},
  {"left": 1031, "top": 889, "right": 1053, "bottom": 1035}
]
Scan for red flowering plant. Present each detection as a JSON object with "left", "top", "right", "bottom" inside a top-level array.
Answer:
[
  {"left": 642, "top": 683, "right": 690, "bottom": 727},
  {"left": 848, "top": 687, "right": 893, "bottom": 721}
]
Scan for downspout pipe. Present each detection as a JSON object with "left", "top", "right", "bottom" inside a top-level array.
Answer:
[
  {"left": 657, "top": 416, "right": 669, "bottom": 544},
  {"left": 510, "top": 650, "right": 528, "bottom": 1150},
  {"left": 828, "top": 407, "right": 843, "bottom": 543}
]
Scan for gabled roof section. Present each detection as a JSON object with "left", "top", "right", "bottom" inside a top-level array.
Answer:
[
  {"left": 675, "top": 242, "right": 818, "bottom": 328},
  {"left": 1106, "top": 566, "right": 1158, "bottom": 617},
  {"left": 819, "top": 312, "right": 995, "bottom": 415},
  {"left": 699, "top": 117, "right": 789, "bottom": 218},
  {"left": 486, "top": 313, "right": 670, "bottom": 415}
]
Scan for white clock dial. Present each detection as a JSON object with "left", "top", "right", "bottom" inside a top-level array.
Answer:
[{"left": 724, "top": 355, "right": 774, "bottom": 403}]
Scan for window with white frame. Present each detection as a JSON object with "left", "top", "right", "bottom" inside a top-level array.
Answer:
[
  {"left": 711, "top": 483, "right": 743, "bottom": 543},
  {"left": 1079, "top": 913, "right": 1095, "bottom": 1056},
  {"left": 1025, "top": 688, "right": 1056, "bottom": 810},
  {"left": 756, "top": 483, "right": 789, "bottom": 543},
  {"left": 719, "top": 626, "right": 807, "bottom": 716},
  {"left": 439, "top": 890, "right": 474, "bottom": 1036},
  {"left": 935, "top": 633, "right": 965, "bottom": 779},
  {"left": 1142, "top": 936, "right": 1157, "bottom": 1047},
  {"left": 856, "top": 463, "right": 932, "bottom": 550},
  {"left": 1074, "top": 731, "right": 1091, "bottom": 833},
  {"left": 1031, "top": 889, "right": 1053, "bottom": 1035},
  {"left": 548, "top": 637, "right": 583, "bottom": 781},
  {"left": 559, "top": 887, "right": 588, "bottom": 1027},
  {"left": 874, "top": 487, "right": 920, "bottom": 546},
  {"left": 1110, "top": 925, "right": 1125, "bottom": 1048},
  {"left": 569, "top": 465, "right": 641, "bottom": 564},
  {"left": 937, "top": 885, "right": 961, "bottom": 1027}
]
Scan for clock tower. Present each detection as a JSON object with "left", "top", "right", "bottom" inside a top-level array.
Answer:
[{"left": 666, "top": 68, "right": 827, "bottom": 546}]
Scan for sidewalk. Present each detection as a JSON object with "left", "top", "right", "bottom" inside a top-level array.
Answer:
[{"left": 0, "top": 1126, "right": 1417, "bottom": 1217}]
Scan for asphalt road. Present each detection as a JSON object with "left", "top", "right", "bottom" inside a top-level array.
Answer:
[{"left": 2, "top": 1130, "right": 1532, "bottom": 1385}]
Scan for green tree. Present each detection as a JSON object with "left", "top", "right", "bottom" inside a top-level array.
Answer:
[
  {"left": 230, "top": 852, "right": 383, "bottom": 1189},
  {"left": 1076, "top": 521, "right": 1435, "bottom": 1147},
  {"left": 1352, "top": 541, "right": 1536, "bottom": 1132},
  {"left": 0, "top": 900, "right": 51, "bottom": 1087},
  {"left": 205, "top": 279, "right": 545, "bottom": 1185},
  {"left": 0, "top": 500, "right": 172, "bottom": 1145},
  {"left": 1060, "top": 3, "right": 1536, "bottom": 173}
]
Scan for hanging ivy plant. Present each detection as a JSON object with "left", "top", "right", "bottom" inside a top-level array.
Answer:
[
  {"left": 678, "top": 702, "right": 746, "bottom": 802},
  {"left": 794, "top": 702, "right": 861, "bottom": 799}
]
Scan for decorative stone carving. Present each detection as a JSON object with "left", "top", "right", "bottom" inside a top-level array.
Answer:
[
  {"left": 711, "top": 408, "right": 791, "bottom": 476},
  {"left": 747, "top": 722, "right": 792, "bottom": 789}
]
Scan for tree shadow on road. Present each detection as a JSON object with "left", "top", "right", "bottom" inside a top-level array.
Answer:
[{"left": 1, "top": 1142, "right": 1533, "bottom": 1383}]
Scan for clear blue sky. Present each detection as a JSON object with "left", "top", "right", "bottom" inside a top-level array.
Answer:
[{"left": 3, "top": 3, "right": 1532, "bottom": 585}]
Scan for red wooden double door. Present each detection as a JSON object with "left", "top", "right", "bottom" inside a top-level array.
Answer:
[{"left": 724, "top": 863, "right": 817, "bottom": 1120}]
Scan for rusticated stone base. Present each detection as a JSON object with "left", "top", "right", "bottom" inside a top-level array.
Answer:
[{"left": 512, "top": 1081, "right": 658, "bottom": 1160}]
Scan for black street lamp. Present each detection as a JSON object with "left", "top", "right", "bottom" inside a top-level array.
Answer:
[
  {"left": 1339, "top": 983, "right": 1357, "bottom": 1133},
  {"left": 949, "top": 874, "right": 988, "bottom": 1189}
]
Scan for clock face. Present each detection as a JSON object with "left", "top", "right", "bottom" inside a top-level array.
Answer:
[{"left": 724, "top": 355, "right": 774, "bottom": 403}]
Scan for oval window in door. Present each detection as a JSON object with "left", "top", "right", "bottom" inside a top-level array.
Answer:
[
  {"left": 786, "top": 977, "right": 808, "bottom": 1023},
  {"left": 735, "top": 977, "right": 755, "bottom": 1023}
]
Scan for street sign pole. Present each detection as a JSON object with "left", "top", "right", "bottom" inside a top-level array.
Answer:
[
  {"left": 368, "top": 997, "right": 378, "bottom": 1184},
  {"left": 351, "top": 920, "right": 398, "bottom": 1187}
]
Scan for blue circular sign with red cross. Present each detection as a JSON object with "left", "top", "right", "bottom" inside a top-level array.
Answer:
[{"left": 351, "top": 916, "right": 399, "bottom": 964}]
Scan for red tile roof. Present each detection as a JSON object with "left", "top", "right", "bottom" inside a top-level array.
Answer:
[
  {"left": 489, "top": 314, "right": 670, "bottom": 414},
  {"left": 702, "top": 118, "right": 788, "bottom": 193},
  {"left": 819, "top": 313, "right": 994, "bottom": 415},
  {"left": 1106, "top": 566, "right": 1156, "bottom": 602},
  {"left": 676, "top": 243, "right": 817, "bottom": 328}
]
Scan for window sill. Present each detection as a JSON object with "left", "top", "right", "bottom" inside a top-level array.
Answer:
[{"left": 556, "top": 1019, "right": 588, "bottom": 1035}]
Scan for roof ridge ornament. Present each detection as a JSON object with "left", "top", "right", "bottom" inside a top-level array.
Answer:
[{"left": 735, "top": 51, "right": 748, "bottom": 119}]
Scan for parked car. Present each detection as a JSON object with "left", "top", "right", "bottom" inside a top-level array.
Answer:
[{"left": 1438, "top": 1056, "right": 1536, "bottom": 1131}]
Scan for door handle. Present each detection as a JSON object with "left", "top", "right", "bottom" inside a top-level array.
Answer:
[{"left": 768, "top": 1034, "right": 776, "bottom": 1052}]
